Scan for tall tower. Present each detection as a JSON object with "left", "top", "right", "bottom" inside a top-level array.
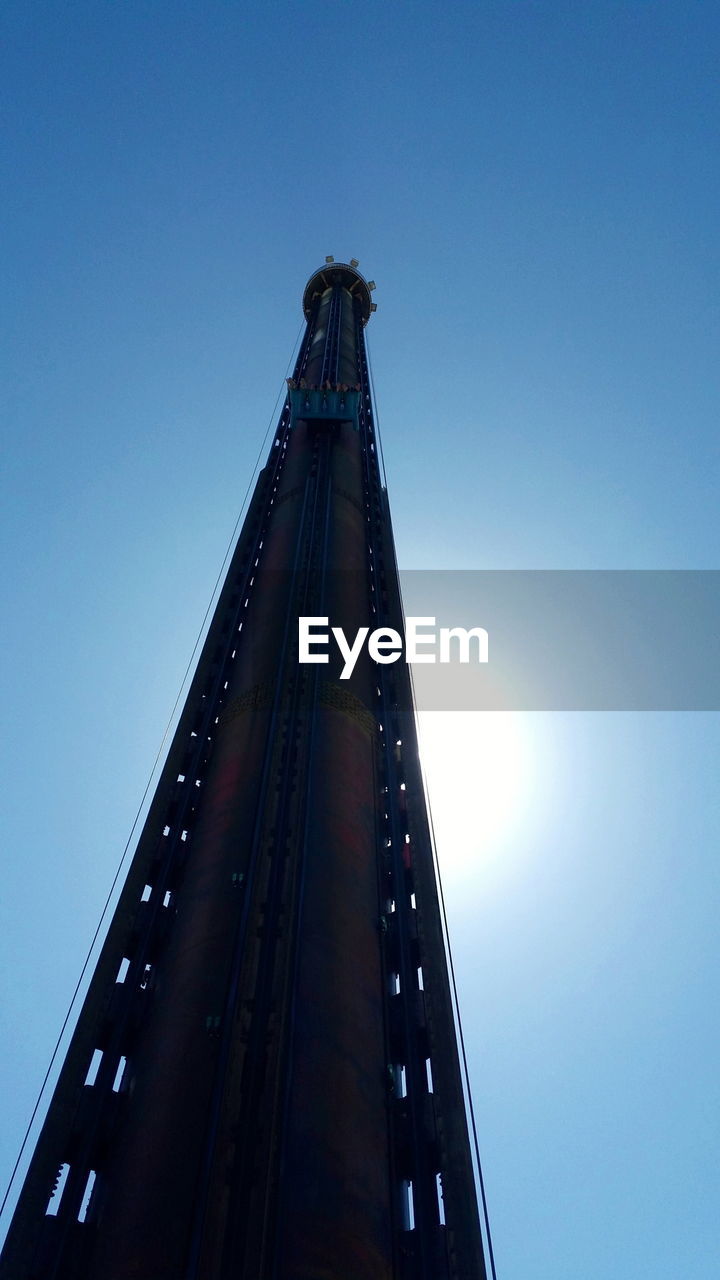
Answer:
[{"left": 1, "top": 263, "right": 488, "bottom": 1280}]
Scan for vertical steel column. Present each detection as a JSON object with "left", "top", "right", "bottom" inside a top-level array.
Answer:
[
  {"left": 0, "top": 264, "right": 487, "bottom": 1280},
  {"left": 354, "top": 304, "right": 487, "bottom": 1279}
]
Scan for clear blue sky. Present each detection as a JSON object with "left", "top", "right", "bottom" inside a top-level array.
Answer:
[{"left": 2, "top": 3, "right": 719, "bottom": 1276}]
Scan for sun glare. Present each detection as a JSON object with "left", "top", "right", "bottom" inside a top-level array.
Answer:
[{"left": 417, "top": 712, "right": 532, "bottom": 883}]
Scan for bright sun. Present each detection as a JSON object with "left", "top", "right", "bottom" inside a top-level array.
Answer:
[{"left": 416, "top": 712, "right": 533, "bottom": 883}]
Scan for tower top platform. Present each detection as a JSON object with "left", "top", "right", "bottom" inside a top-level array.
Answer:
[{"left": 303, "top": 259, "right": 377, "bottom": 324}]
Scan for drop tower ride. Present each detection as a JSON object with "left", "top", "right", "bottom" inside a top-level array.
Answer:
[{"left": 1, "top": 261, "right": 488, "bottom": 1280}]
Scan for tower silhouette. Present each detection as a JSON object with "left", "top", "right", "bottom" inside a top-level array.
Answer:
[{"left": 1, "top": 262, "right": 487, "bottom": 1279}]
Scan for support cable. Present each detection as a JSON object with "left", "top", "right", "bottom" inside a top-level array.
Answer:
[
  {"left": 364, "top": 330, "right": 389, "bottom": 489},
  {"left": 0, "top": 318, "right": 305, "bottom": 1231},
  {"left": 419, "top": 743, "right": 498, "bottom": 1280},
  {"left": 365, "top": 334, "right": 498, "bottom": 1280}
]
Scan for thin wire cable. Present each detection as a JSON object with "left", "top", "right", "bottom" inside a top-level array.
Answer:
[
  {"left": 365, "top": 333, "right": 498, "bottom": 1279},
  {"left": 364, "top": 330, "right": 389, "bottom": 489},
  {"left": 419, "top": 737, "right": 498, "bottom": 1280},
  {"left": 0, "top": 319, "right": 305, "bottom": 1228}
]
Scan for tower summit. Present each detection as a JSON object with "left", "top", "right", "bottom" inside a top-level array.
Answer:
[{"left": 1, "top": 263, "right": 488, "bottom": 1279}]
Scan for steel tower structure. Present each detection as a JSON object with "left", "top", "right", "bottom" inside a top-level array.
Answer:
[{"left": 1, "top": 262, "right": 487, "bottom": 1280}]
